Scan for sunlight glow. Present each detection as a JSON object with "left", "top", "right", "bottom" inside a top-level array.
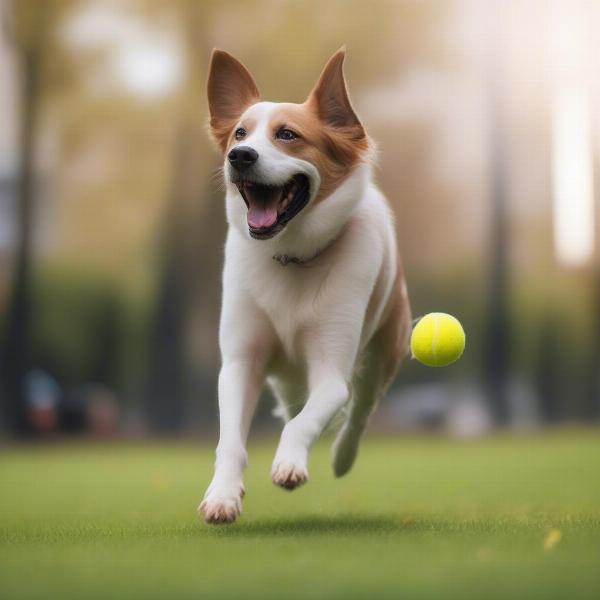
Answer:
[
  {"left": 551, "top": 89, "right": 595, "bottom": 267},
  {"left": 64, "top": 4, "right": 184, "bottom": 99},
  {"left": 550, "top": 0, "right": 595, "bottom": 268}
]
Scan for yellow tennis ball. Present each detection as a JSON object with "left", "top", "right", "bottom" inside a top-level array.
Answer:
[{"left": 410, "top": 313, "right": 465, "bottom": 367}]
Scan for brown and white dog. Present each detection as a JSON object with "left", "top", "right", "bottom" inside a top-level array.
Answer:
[{"left": 200, "top": 47, "right": 411, "bottom": 524}]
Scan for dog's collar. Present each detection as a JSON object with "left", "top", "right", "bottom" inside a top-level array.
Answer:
[
  {"left": 271, "top": 230, "right": 343, "bottom": 267},
  {"left": 272, "top": 253, "right": 306, "bottom": 266}
]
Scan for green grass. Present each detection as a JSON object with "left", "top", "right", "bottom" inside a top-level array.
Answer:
[{"left": 1, "top": 431, "right": 599, "bottom": 599}]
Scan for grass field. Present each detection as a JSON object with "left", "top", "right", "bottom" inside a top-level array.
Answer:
[{"left": 1, "top": 431, "right": 599, "bottom": 599}]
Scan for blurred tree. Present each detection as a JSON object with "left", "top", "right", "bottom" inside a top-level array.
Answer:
[
  {"left": 588, "top": 112, "right": 600, "bottom": 420},
  {"left": 482, "top": 1, "right": 510, "bottom": 425},
  {"left": 89, "top": 288, "right": 124, "bottom": 389},
  {"left": 142, "top": 0, "right": 217, "bottom": 431},
  {"left": 144, "top": 128, "right": 197, "bottom": 431},
  {"left": 586, "top": 260, "right": 600, "bottom": 420},
  {"left": 0, "top": 0, "right": 123, "bottom": 433},
  {"left": 534, "top": 312, "right": 564, "bottom": 422},
  {"left": 0, "top": 0, "right": 52, "bottom": 433}
]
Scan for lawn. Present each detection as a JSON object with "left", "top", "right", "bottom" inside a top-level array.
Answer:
[{"left": 1, "top": 431, "right": 599, "bottom": 599}]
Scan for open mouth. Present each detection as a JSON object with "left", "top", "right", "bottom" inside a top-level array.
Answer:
[{"left": 234, "top": 174, "right": 310, "bottom": 240}]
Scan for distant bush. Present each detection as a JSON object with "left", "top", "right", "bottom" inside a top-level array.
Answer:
[{"left": 29, "top": 263, "right": 151, "bottom": 404}]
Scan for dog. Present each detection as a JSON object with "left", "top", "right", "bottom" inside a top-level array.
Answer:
[{"left": 199, "top": 47, "right": 412, "bottom": 524}]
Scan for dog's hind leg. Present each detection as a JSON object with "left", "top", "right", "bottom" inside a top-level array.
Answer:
[
  {"left": 332, "top": 285, "right": 411, "bottom": 477},
  {"left": 331, "top": 345, "right": 387, "bottom": 477}
]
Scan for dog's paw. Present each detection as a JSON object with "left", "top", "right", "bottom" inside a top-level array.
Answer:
[
  {"left": 198, "top": 483, "right": 244, "bottom": 524},
  {"left": 271, "top": 461, "right": 308, "bottom": 491}
]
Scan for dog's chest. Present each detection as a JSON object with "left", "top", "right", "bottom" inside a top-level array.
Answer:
[{"left": 249, "top": 263, "right": 327, "bottom": 359}]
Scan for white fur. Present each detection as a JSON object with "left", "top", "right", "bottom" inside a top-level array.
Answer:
[{"left": 199, "top": 102, "right": 401, "bottom": 524}]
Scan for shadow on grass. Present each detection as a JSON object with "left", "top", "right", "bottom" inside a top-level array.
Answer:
[
  {"left": 208, "top": 514, "right": 406, "bottom": 537},
  {"left": 1, "top": 515, "right": 411, "bottom": 545}
]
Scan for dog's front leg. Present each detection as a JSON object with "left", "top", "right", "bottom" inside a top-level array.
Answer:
[
  {"left": 199, "top": 359, "right": 263, "bottom": 524},
  {"left": 271, "top": 329, "right": 356, "bottom": 490},
  {"left": 271, "top": 371, "right": 349, "bottom": 490},
  {"left": 270, "top": 262, "right": 377, "bottom": 490}
]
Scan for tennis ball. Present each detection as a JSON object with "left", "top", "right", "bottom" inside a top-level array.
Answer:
[{"left": 410, "top": 312, "right": 465, "bottom": 367}]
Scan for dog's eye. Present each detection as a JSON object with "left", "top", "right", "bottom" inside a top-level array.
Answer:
[
  {"left": 235, "top": 128, "right": 246, "bottom": 140},
  {"left": 276, "top": 128, "right": 298, "bottom": 141}
]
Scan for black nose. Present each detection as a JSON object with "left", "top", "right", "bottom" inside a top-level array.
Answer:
[{"left": 228, "top": 146, "right": 258, "bottom": 169}]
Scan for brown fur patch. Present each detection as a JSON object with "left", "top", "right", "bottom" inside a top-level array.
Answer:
[
  {"left": 273, "top": 48, "right": 370, "bottom": 202},
  {"left": 266, "top": 103, "right": 370, "bottom": 202},
  {"left": 377, "top": 260, "right": 412, "bottom": 387}
]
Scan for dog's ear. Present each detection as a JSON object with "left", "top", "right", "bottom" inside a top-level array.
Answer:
[
  {"left": 207, "top": 49, "right": 260, "bottom": 151},
  {"left": 307, "top": 47, "right": 363, "bottom": 131}
]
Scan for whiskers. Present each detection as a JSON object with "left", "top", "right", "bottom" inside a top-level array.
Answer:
[{"left": 209, "top": 166, "right": 226, "bottom": 193}]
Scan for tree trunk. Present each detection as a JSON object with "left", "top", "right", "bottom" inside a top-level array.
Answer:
[
  {"left": 143, "top": 130, "right": 197, "bottom": 432},
  {"left": 1, "top": 48, "right": 39, "bottom": 435},
  {"left": 483, "top": 2, "right": 511, "bottom": 425}
]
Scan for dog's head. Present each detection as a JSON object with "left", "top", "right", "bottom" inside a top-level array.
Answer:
[{"left": 207, "top": 48, "right": 370, "bottom": 241}]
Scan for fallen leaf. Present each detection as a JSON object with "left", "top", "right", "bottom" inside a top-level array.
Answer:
[{"left": 543, "top": 528, "right": 562, "bottom": 551}]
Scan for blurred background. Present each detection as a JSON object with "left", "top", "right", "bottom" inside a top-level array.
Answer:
[{"left": 0, "top": 0, "right": 598, "bottom": 441}]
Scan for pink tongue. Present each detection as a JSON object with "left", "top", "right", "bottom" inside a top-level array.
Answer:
[{"left": 247, "top": 204, "right": 278, "bottom": 229}]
